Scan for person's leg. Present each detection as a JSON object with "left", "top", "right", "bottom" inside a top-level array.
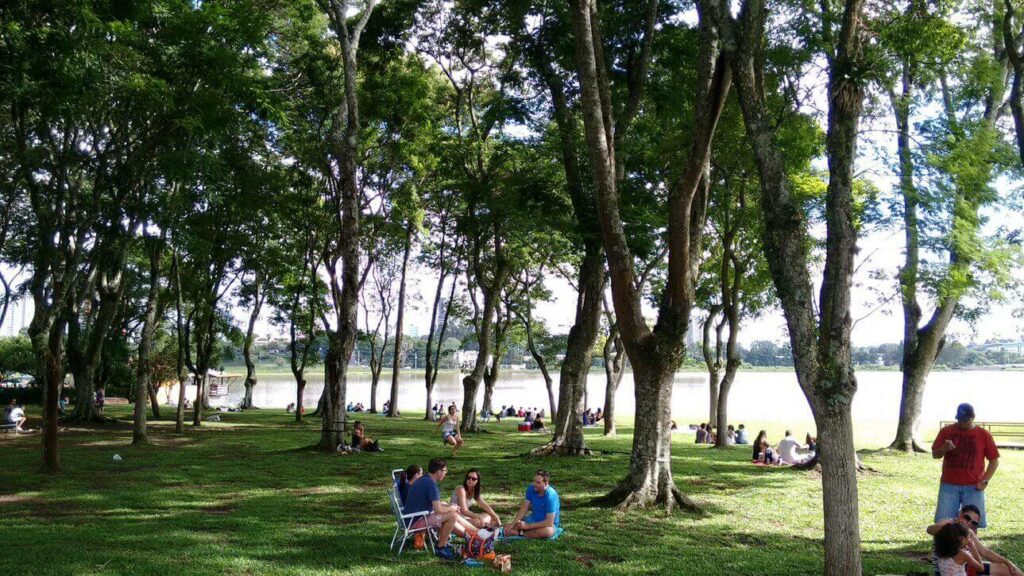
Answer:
[
  {"left": 934, "top": 483, "right": 963, "bottom": 523},
  {"left": 437, "top": 512, "right": 457, "bottom": 548},
  {"left": 961, "top": 485, "right": 988, "bottom": 529},
  {"left": 522, "top": 525, "right": 556, "bottom": 539}
]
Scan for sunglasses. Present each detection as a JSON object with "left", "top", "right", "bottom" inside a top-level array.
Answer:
[
  {"left": 961, "top": 516, "right": 980, "bottom": 527},
  {"left": 467, "top": 476, "right": 479, "bottom": 481}
]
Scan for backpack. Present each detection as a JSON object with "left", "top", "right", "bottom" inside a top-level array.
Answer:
[{"left": 462, "top": 530, "right": 496, "bottom": 560}]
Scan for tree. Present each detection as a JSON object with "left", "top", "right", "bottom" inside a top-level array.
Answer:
[
  {"left": 570, "top": 0, "right": 731, "bottom": 509},
  {"left": 709, "top": 0, "right": 870, "bottom": 568},
  {"left": 880, "top": 0, "right": 1020, "bottom": 452}
]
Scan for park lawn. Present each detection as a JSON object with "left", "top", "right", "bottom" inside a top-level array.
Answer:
[{"left": 1, "top": 409, "right": 1021, "bottom": 576}]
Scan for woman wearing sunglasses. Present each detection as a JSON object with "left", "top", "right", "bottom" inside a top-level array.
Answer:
[{"left": 450, "top": 468, "right": 502, "bottom": 529}]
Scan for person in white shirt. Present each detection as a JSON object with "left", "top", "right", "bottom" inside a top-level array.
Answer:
[
  {"left": 777, "top": 430, "right": 810, "bottom": 465},
  {"left": 4, "top": 399, "right": 27, "bottom": 431}
]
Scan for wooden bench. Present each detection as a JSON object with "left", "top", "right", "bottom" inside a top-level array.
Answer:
[{"left": 939, "top": 421, "right": 1024, "bottom": 439}]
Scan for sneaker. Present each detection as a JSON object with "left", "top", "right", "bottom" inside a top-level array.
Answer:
[{"left": 436, "top": 545, "right": 457, "bottom": 561}]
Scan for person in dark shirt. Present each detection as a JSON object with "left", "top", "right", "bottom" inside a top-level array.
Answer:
[
  {"left": 397, "top": 464, "right": 422, "bottom": 507},
  {"left": 405, "top": 458, "right": 482, "bottom": 559}
]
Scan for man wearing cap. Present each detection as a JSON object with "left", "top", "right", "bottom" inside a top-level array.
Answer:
[{"left": 932, "top": 403, "right": 1000, "bottom": 529}]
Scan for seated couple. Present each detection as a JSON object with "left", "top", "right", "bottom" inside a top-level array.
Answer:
[
  {"left": 400, "top": 460, "right": 561, "bottom": 559},
  {"left": 752, "top": 430, "right": 814, "bottom": 465},
  {"left": 929, "top": 505, "right": 1022, "bottom": 576}
]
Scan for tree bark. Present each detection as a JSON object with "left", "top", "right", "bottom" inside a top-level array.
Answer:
[
  {"left": 461, "top": 242, "right": 509, "bottom": 433},
  {"left": 241, "top": 276, "right": 265, "bottom": 410},
  {"left": 134, "top": 237, "right": 163, "bottom": 445},
  {"left": 602, "top": 322, "right": 625, "bottom": 436},
  {"left": 425, "top": 271, "right": 457, "bottom": 420},
  {"left": 173, "top": 251, "right": 188, "bottom": 434},
  {"left": 570, "top": 0, "right": 727, "bottom": 509},
  {"left": 711, "top": 0, "right": 868, "bottom": 567},
  {"left": 388, "top": 225, "right": 413, "bottom": 417},
  {"left": 701, "top": 305, "right": 723, "bottom": 427},
  {"left": 319, "top": 0, "right": 376, "bottom": 451}
]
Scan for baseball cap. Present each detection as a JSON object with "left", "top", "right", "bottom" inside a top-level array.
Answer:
[{"left": 955, "top": 403, "right": 975, "bottom": 422}]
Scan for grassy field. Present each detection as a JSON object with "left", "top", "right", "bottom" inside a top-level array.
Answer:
[{"left": 1, "top": 408, "right": 1021, "bottom": 575}]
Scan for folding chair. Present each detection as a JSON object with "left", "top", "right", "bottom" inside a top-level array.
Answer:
[{"left": 388, "top": 488, "right": 435, "bottom": 556}]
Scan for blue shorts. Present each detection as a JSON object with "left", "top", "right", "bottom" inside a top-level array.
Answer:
[{"left": 934, "top": 483, "right": 987, "bottom": 528}]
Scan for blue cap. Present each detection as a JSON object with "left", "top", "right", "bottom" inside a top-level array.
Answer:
[{"left": 956, "top": 403, "right": 975, "bottom": 422}]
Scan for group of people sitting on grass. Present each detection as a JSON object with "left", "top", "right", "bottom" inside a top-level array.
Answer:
[
  {"left": 750, "top": 429, "right": 816, "bottom": 466},
  {"left": 695, "top": 423, "right": 750, "bottom": 445},
  {"left": 3, "top": 399, "right": 27, "bottom": 432},
  {"left": 396, "top": 458, "right": 561, "bottom": 561},
  {"left": 582, "top": 408, "right": 603, "bottom": 426},
  {"left": 345, "top": 402, "right": 367, "bottom": 412},
  {"left": 931, "top": 504, "right": 1022, "bottom": 576}
]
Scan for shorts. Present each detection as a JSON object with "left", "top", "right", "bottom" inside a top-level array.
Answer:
[
  {"left": 935, "top": 483, "right": 987, "bottom": 528},
  {"left": 442, "top": 430, "right": 458, "bottom": 442},
  {"left": 411, "top": 512, "right": 444, "bottom": 530}
]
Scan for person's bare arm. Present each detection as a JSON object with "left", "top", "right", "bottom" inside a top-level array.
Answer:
[
  {"left": 432, "top": 498, "right": 459, "bottom": 515},
  {"left": 971, "top": 532, "right": 1023, "bottom": 575},
  {"left": 963, "top": 539, "right": 985, "bottom": 572},
  {"left": 933, "top": 438, "right": 956, "bottom": 459},
  {"left": 478, "top": 496, "right": 501, "bottom": 526},
  {"left": 977, "top": 458, "right": 999, "bottom": 491},
  {"left": 509, "top": 501, "right": 529, "bottom": 529},
  {"left": 926, "top": 518, "right": 953, "bottom": 536}
]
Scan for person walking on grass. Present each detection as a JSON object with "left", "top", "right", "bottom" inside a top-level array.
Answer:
[
  {"left": 405, "top": 458, "right": 493, "bottom": 560},
  {"left": 928, "top": 504, "right": 1024, "bottom": 576},
  {"left": 435, "top": 404, "right": 464, "bottom": 457},
  {"left": 504, "top": 469, "right": 560, "bottom": 539},
  {"left": 933, "top": 403, "right": 1000, "bottom": 529}
]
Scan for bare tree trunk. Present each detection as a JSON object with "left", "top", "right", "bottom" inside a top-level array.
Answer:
[
  {"left": 241, "top": 278, "right": 264, "bottom": 410},
  {"left": 388, "top": 226, "right": 413, "bottom": 417},
  {"left": 461, "top": 256, "right": 507, "bottom": 433},
  {"left": 295, "top": 376, "right": 306, "bottom": 423},
  {"left": 134, "top": 237, "right": 163, "bottom": 445},
  {"left": 602, "top": 324, "right": 625, "bottom": 436},
  {"left": 534, "top": 243, "right": 604, "bottom": 455},
  {"left": 425, "top": 276, "right": 456, "bottom": 420},
  {"left": 701, "top": 306, "right": 722, "bottom": 427},
  {"left": 173, "top": 251, "right": 188, "bottom": 435}
]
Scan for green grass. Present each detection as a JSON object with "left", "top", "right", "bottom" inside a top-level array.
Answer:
[{"left": 1, "top": 408, "right": 1021, "bottom": 575}]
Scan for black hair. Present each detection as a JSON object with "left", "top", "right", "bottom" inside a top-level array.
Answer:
[
  {"left": 463, "top": 468, "right": 482, "bottom": 499},
  {"left": 402, "top": 464, "right": 422, "bottom": 484},
  {"left": 934, "top": 522, "right": 968, "bottom": 559},
  {"left": 428, "top": 457, "right": 448, "bottom": 474},
  {"left": 534, "top": 469, "right": 550, "bottom": 482},
  {"left": 960, "top": 504, "right": 981, "bottom": 518}
]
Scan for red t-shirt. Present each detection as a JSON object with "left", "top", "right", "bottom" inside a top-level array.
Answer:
[{"left": 932, "top": 424, "right": 1000, "bottom": 485}]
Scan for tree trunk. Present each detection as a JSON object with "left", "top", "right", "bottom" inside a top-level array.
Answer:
[
  {"left": 602, "top": 325, "right": 625, "bottom": 436},
  {"left": 295, "top": 375, "right": 306, "bottom": 423},
  {"left": 533, "top": 242, "right": 603, "bottom": 455},
  {"left": 173, "top": 251, "right": 187, "bottom": 435},
  {"left": 813, "top": 403, "right": 862, "bottom": 574},
  {"left": 701, "top": 306, "right": 722, "bottom": 427},
  {"left": 133, "top": 238, "right": 163, "bottom": 445},
  {"left": 148, "top": 382, "right": 161, "bottom": 420},
  {"left": 389, "top": 226, "right": 413, "bottom": 417},
  {"left": 241, "top": 280, "right": 263, "bottom": 410},
  {"left": 592, "top": 356, "right": 698, "bottom": 511},
  {"left": 424, "top": 264, "right": 457, "bottom": 421},
  {"left": 69, "top": 268, "right": 124, "bottom": 423},
  {"left": 320, "top": 333, "right": 350, "bottom": 450}
]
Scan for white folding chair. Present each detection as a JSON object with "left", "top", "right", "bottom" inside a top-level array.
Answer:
[{"left": 388, "top": 488, "right": 435, "bottom": 556}]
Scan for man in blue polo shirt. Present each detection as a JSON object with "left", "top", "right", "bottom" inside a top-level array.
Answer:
[{"left": 505, "top": 469, "right": 560, "bottom": 538}]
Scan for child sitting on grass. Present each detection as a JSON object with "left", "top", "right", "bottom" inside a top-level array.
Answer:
[{"left": 934, "top": 522, "right": 984, "bottom": 576}]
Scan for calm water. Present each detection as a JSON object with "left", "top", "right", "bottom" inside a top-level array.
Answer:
[{"left": 168, "top": 368, "right": 1021, "bottom": 440}]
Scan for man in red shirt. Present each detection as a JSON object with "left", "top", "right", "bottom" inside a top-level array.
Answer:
[{"left": 932, "top": 403, "right": 1000, "bottom": 529}]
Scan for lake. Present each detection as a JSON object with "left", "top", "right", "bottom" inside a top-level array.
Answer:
[{"left": 167, "top": 368, "right": 1022, "bottom": 446}]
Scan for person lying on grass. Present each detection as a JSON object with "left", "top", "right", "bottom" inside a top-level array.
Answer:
[
  {"left": 435, "top": 405, "right": 464, "bottom": 457},
  {"left": 406, "top": 457, "right": 493, "bottom": 560},
  {"left": 934, "top": 521, "right": 985, "bottom": 576},
  {"left": 928, "top": 505, "right": 1024, "bottom": 576},
  {"left": 450, "top": 468, "right": 502, "bottom": 529},
  {"left": 504, "top": 469, "right": 560, "bottom": 539}
]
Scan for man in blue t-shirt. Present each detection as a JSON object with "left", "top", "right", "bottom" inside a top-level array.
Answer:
[
  {"left": 505, "top": 469, "right": 560, "bottom": 538},
  {"left": 405, "top": 457, "right": 479, "bottom": 559}
]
